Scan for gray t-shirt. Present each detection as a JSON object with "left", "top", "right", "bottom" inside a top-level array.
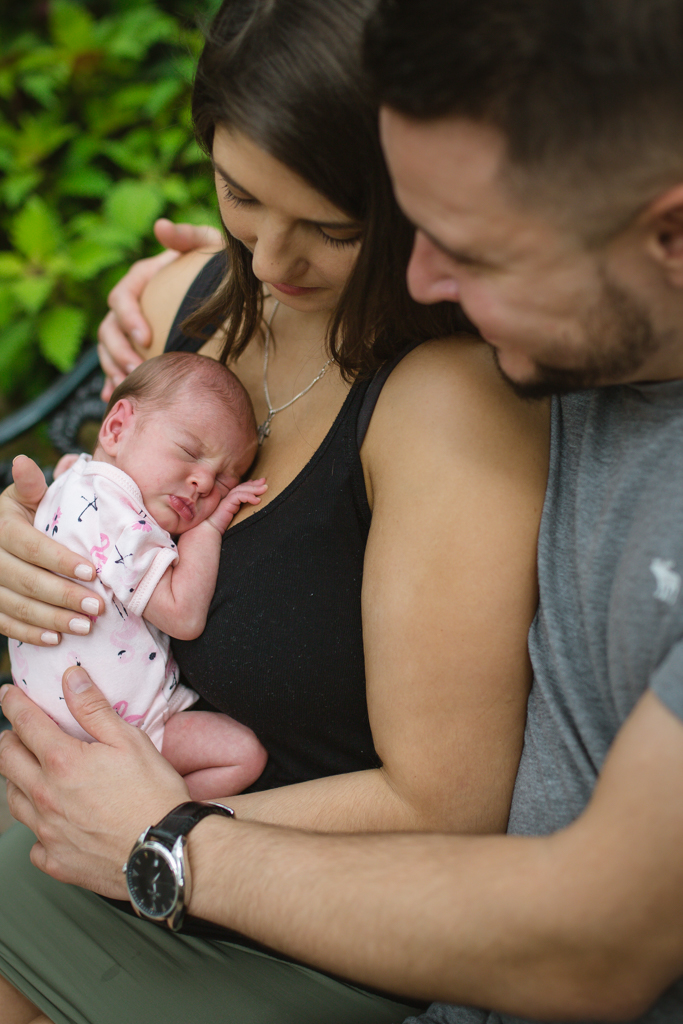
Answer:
[{"left": 410, "top": 383, "right": 683, "bottom": 1024}]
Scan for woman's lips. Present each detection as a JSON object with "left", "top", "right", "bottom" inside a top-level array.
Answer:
[
  {"left": 269, "top": 281, "right": 319, "bottom": 297},
  {"left": 168, "top": 495, "right": 194, "bottom": 522}
]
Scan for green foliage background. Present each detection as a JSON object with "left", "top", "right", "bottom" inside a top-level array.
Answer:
[{"left": 0, "top": 0, "right": 221, "bottom": 407}]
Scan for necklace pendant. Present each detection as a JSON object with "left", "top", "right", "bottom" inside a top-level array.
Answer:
[{"left": 257, "top": 418, "right": 272, "bottom": 446}]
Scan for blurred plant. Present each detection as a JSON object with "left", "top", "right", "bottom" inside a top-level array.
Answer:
[{"left": 0, "top": 0, "right": 221, "bottom": 404}]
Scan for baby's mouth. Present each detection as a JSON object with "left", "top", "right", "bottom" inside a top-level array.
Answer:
[{"left": 168, "top": 495, "right": 195, "bottom": 522}]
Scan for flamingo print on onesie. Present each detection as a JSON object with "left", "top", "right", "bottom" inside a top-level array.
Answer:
[{"left": 9, "top": 454, "right": 196, "bottom": 751}]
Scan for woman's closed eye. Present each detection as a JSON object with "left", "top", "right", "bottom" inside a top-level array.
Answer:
[
  {"left": 221, "top": 182, "right": 360, "bottom": 247},
  {"left": 317, "top": 227, "right": 361, "bottom": 249},
  {"left": 221, "top": 183, "right": 256, "bottom": 208}
]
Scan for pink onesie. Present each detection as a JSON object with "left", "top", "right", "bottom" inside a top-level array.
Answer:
[{"left": 9, "top": 454, "right": 197, "bottom": 750}]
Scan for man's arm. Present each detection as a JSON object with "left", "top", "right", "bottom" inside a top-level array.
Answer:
[
  {"left": 1, "top": 677, "right": 681, "bottom": 1021},
  {"left": 144, "top": 480, "right": 265, "bottom": 640},
  {"left": 98, "top": 220, "right": 222, "bottom": 400},
  {"left": 186, "top": 689, "right": 683, "bottom": 1022}
]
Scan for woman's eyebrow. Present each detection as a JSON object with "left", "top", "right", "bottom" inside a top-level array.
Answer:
[{"left": 211, "top": 159, "right": 254, "bottom": 197}]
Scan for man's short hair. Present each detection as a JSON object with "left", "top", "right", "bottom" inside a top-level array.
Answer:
[{"left": 365, "top": 0, "right": 683, "bottom": 241}]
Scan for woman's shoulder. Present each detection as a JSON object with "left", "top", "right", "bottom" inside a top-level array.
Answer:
[
  {"left": 363, "top": 336, "right": 550, "bottom": 488},
  {"left": 139, "top": 248, "right": 222, "bottom": 358}
]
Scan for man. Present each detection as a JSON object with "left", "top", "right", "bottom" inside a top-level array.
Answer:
[{"left": 1, "top": 1, "right": 683, "bottom": 1021}]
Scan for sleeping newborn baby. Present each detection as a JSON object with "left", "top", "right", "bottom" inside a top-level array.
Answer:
[{"left": 9, "top": 352, "right": 268, "bottom": 800}]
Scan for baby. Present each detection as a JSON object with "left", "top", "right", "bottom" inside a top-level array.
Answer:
[{"left": 9, "top": 352, "right": 268, "bottom": 800}]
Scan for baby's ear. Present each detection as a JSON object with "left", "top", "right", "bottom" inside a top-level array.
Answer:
[{"left": 98, "top": 399, "right": 137, "bottom": 456}]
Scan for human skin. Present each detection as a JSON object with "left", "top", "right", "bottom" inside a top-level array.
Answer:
[
  {"left": 3, "top": 113, "right": 683, "bottom": 1023},
  {"left": 380, "top": 112, "right": 683, "bottom": 390},
  {"left": 97, "top": 220, "right": 223, "bottom": 402},
  {"left": 0, "top": 124, "right": 549, "bottom": 1021},
  {"left": 92, "top": 391, "right": 264, "bottom": 638},
  {"left": 169, "top": 115, "right": 683, "bottom": 1016}
]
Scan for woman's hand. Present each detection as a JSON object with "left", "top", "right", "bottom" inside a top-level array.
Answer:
[
  {"left": 0, "top": 667, "right": 190, "bottom": 897},
  {"left": 98, "top": 219, "right": 223, "bottom": 401},
  {"left": 0, "top": 456, "right": 103, "bottom": 644}
]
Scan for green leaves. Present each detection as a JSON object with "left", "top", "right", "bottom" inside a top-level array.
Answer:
[
  {"left": 38, "top": 304, "right": 87, "bottom": 372},
  {"left": 10, "top": 197, "right": 62, "bottom": 263},
  {"left": 0, "top": 0, "right": 219, "bottom": 393},
  {"left": 104, "top": 180, "right": 167, "bottom": 241}
]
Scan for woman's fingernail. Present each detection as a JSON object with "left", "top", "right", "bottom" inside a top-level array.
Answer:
[
  {"left": 41, "top": 631, "right": 60, "bottom": 645},
  {"left": 130, "top": 331, "right": 143, "bottom": 346},
  {"left": 69, "top": 618, "right": 91, "bottom": 635},
  {"left": 75, "top": 564, "right": 94, "bottom": 581},
  {"left": 125, "top": 361, "right": 138, "bottom": 373},
  {"left": 81, "top": 598, "right": 99, "bottom": 615},
  {"left": 66, "top": 667, "right": 92, "bottom": 694},
  {"left": 0, "top": 685, "right": 10, "bottom": 703}
]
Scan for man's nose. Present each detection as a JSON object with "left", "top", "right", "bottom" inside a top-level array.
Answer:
[{"left": 407, "top": 230, "right": 460, "bottom": 305}]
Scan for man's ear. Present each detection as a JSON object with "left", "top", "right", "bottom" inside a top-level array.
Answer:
[
  {"left": 643, "top": 183, "right": 683, "bottom": 287},
  {"left": 98, "top": 399, "right": 136, "bottom": 457}
]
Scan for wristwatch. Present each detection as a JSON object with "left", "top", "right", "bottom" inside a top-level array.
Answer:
[{"left": 123, "top": 800, "right": 235, "bottom": 931}]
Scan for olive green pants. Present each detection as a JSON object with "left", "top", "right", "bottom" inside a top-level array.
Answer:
[{"left": 0, "top": 824, "right": 422, "bottom": 1024}]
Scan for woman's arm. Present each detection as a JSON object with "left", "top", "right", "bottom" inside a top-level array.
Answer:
[
  {"left": 225, "top": 339, "right": 549, "bottom": 834},
  {"left": 0, "top": 457, "right": 103, "bottom": 644}
]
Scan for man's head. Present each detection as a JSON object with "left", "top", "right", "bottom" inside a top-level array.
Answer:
[
  {"left": 367, "top": 0, "right": 683, "bottom": 393},
  {"left": 96, "top": 353, "right": 257, "bottom": 533}
]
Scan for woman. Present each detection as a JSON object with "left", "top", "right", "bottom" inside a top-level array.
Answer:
[{"left": 0, "top": 0, "right": 549, "bottom": 1021}]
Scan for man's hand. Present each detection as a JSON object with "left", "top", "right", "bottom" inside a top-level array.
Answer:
[
  {"left": 0, "top": 457, "right": 102, "bottom": 644},
  {"left": 207, "top": 478, "right": 267, "bottom": 534},
  {"left": 0, "top": 668, "right": 190, "bottom": 898},
  {"left": 97, "top": 219, "right": 223, "bottom": 401}
]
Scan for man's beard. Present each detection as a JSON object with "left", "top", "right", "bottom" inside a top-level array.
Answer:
[{"left": 493, "top": 274, "right": 664, "bottom": 400}]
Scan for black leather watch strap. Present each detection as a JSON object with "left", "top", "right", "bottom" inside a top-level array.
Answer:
[{"left": 147, "top": 801, "right": 235, "bottom": 847}]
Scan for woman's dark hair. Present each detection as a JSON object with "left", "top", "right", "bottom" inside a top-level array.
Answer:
[{"left": 183, "top": 0, "right": 471, "bottom": 379}]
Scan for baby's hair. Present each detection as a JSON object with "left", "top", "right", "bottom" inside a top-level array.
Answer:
[{"left": 105, "top": 352, "right": 257, "bottom": 440}]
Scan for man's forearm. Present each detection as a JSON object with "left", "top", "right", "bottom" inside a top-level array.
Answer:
[
  {"left": 187, "top": 818, "right": 566, "bottom": 1015},
  {"left": 186, "top": 697, "right": 683, "bottom": 1021},
  {"left": 186, "top": 813, "right": 676, "bottom": 1023}
]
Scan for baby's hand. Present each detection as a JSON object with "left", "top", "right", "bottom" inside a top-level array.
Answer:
[{"left": 207, "top": 478, "right": 267, "bottom": 534}]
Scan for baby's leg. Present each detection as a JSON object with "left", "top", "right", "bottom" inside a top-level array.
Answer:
[{"left": 161, "top": 710, "right": 267, "bottom": 801}]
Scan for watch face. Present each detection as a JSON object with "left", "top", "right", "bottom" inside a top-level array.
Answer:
[{"left": 126, "top": 843, "right": 180, "bottom": 919}]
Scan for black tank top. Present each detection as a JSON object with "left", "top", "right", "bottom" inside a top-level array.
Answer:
[{"left": 166, "top": 255, "right": 413, "bottom": 791}]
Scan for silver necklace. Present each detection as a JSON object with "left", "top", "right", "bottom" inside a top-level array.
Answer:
[{"left": 257, "top": 300, "right": 332, "bottom": 445}]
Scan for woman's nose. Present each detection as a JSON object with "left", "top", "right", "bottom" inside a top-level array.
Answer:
[{"left": 250, "top": 221, "right": 307, "bottom": 283}]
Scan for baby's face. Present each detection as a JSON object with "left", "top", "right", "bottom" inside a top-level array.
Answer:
[{"left": 115, "top": 398, "right": 256, "bottom": 534}]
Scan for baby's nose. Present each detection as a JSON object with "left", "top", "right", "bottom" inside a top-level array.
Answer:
[{"left": 191, "top": 465, "right": 215, "bottom": 495}]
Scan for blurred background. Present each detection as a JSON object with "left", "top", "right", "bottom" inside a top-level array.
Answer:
[{"left": 0, "top": 0, "right": 222, "bottom": 460}]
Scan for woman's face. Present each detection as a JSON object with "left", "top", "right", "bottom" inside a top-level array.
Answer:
[{"left": 212, "top": 126, "right": 363, "bottom": 314}]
